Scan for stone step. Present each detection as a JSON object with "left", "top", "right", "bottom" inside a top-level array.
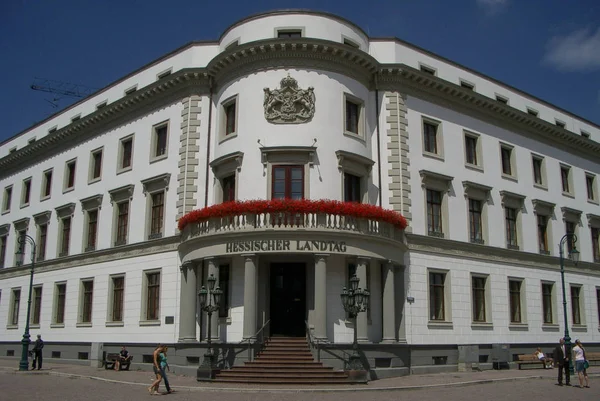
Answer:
[
  {"left": 218, "top": 371, "right": 347, "bottom": 378},
  {"left": 214, "top": 376, "right": 350, "bottom": 384}
]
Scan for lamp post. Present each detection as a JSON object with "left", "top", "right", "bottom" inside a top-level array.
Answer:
[
  {"left": 340, "top": 274, "right": 370, "bottom": 372},
  {"left": 558, "top": 233, "right": 580, "bottom": 375},
  {"left": 15, "top": 234, "right": 37, "bottom": 371},
  {"left": 197, "top": 273, "right": 222, "bottom": 380}
]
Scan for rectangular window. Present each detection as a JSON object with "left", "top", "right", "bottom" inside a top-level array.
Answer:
[
  {"left": 345, "top": 100, "right": 360, "bottom": 134},
  {"left": 55, "top": 283, "right": 66, "bottom": 324},
  {"left": 423, "top": 121, "right": 438, "bottom": 154},
  {"left": 42, "top": 170, "right": 52, "bottom": 198},
  {"left": 592, "top": 227, "right": 600, "bottom": 262},
  {"left": 468, "top": 198, "right": 483, "bottom": 244},
  {"left": 22, "top": 178, "right": 31, "bottom": 206},
  {"left": 527, "top": 108, "right": 538, "bottom": 117},
  {"left": 277, "top": 30, "right": 302, "bottom": 38},
  {"left": 343, "top": 38, "right": 360, "bottom": 48},
  {"left": 505, "top": 207, "right": 518, "bottom": 249},
  {"left": 15, "top": 230, "right": 26, "bottom": 265},
  {"left": 10, "top": 289, "right": 21, "bottom": 326},
  {"left": 32, "top": 286, "right": 42, "bottom": 325},
  {"left": 149, "top": 192, "right": 165, "bottom": 239},
  {"left": 429, "top": 272, "right": 445, "bottom": 320},
  {"left": 597, "top": 288, "right": 600, "bottom": 324},
  {"left": 37, "top": 224, "right": 47, "bottom": 261},
  {"left": 60, "top": 217, "right": 71, "bottom": 257},
  {"left": 344, "top": 173, "right": 361, "bottom": 203},
  {"left": 555, "top": 120, "right": 566, "bottom": 128},
  {"left": 532, "top": 157, "right": 543, "bottom": 186},
  {"left": 90, "top": 149, "right": 103, "bottom": 181},
  {"left": 120, "top": 136, "right": 133, "bottom": 170},
  {"left": 116, "top": 202, "right": 129, "bottom": 246},
  {"left": 146, "top": 272, "right": 160, "bottom": 321},
  {"left": 542, "top": 283, "right": 553, "bottom": 324},
  {"left": 111, "top": 276, "right": 124, "bottom": 322},
  {"left": 460, "top": 80, "right": 474, "bottom": 90},
  {"left": 537, "top": 215, "right": 549, "bottom": 254},
  {"left": 465, "top": 135, "right": 478, "bottom": 166},
  {"left": 560, "top": 166, "right": 570, "bottom": 193},
  {"left": 225, "top": 102, "right": 236, "bottom": 135},
  {"left": 586, "top": 174, "right": 596, "bottom": 201},
  {"left": 219, "top": 265, "right": 230, "bottom": 318},
  {"left": 472, "top": 276, "right": 486, "bottom": 322},
  {"left": 509, "top": 280, "right": 522, "bottom": 323},
  {"left": 570, "top": 286, "right": 581, "bottom": 325},
  {"left": 86, "top": 210, "right": 98, "bottom": 251},
  {"left": 65, "top": 160, "right": 76, "bottom": 190},
  {"left": 81, "top": 280, "right": 94, "bottom": 323},
  {"left": 581, "top": 131, "right": 590, "bottom": 138},
  {"left": 0, "top": 236, "right": 7, "bottom": 268},
  {"left": 500, "top": 146, "right": 512, "bottom": 176},
  {"left": 427, "top": 189, "right": 443, "bottom": 237},
  {"left": 3, "top": 186, "right": 12, "bottom": 212},
  {"left": 420, "top": 65, "right": 436, "bottom": 75},
  {"left": 495, "top": 95, "right": 508, "bottom": 104},
  {"left": 272, "top": 166, "right": 304, "bottom": 199},
  {"left": 566, "top": 221, "right": 576, "bottom": 254},
  {"left": 222, "top": 175, "right": 236, "bottom": 203},
  {"left": 154, "top": 124, "right": 168, "bottom": 157}
]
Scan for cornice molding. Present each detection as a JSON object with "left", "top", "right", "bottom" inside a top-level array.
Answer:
[
  {"left": 141, "top": 173, "right": 171, "bottom": 195},
  {"left": 55, "top": 202, "right": 76, "bottom": 219},
  {"left": 260, "top": 145, "right": 317, "bottom": 168},
  {"left": 531, "top": 199, "right": 555, "bottom": 216},
  {"left": 108, "top": 184, "right": 135, "bottom": 205},
  {"left": 80, "top": 194, "right": 104, "bottom": 211},
  {"left": 32, "top": 210, "right": 52, "bottom": 225},
  {"left": 587, "top": 213, "right": 600, "bottom": 228},
  {"left": 335, "top": 150, "right": 375, "bottom": 172},
  {"left": 12, "top": 217, "right": 30, "bottom": 232}
]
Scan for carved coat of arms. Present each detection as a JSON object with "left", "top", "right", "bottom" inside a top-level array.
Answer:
[{"left": 263, "top": 75, "right": 315, "bottom": 124}]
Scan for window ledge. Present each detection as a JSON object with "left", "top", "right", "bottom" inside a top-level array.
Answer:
[
  {"left": 343, "top": 131, "right": 365, "bottom": 142},
  {"left": 501, "top": 173, "right": 518, "bottom": 183},
  {"left": 507, "top": 244, "right": 520, "bottom": 251},
  {"left": 29, "top": 324, "right": 40, "bottom": 329},
  {"left": 50, "top": 323, "right": 65, "bottom": 329},
  {"left": 508, "top": 323, "right": 529, "bottom": 331},
  {"left": 218, "top": 132, "right": 238, "bottom": 144},
  {"left": 6, "top": 324, "right": 18, "bottom": 330},
  {"left": 587, "top": 198, "right": 599, "bottom": 206},
  {"left": 117, "top": 166, "right": 133, "bottom": 175},
  {"left": 471, "top": 322, "right": 493, "bottom": 330},
  {"left": 1, "top": 209, "right": 9, "bottom": 215},
  {"left": 106, "top": 321, "right": 125, "bottom": 327},
  {"left": 561, "top": 191, "right": 575, "bottom": 199},
  {"left": 76, "top": 322, "right": 92, "bottom": 328},
  {"left": 40, "top": 195, "right": 50, "bottom": 202},
  {"left": 533, "top": 183, "right": 548, "bottom": 191},
  {"left": 571, "top": 325, "right": 587, "bottom": 332},
  {"left": 465, "top": 163, "right": 484, "bottom": 173},
  {"left": 422, "top": 151, "right": 445, "bottom": 162},
  {"left": 542, "top": 323, "right": 560, "bottom": 331},
  {"left": 139, "top": 320, "right": 161, "bottom": 327},
  {"left": 88, "top": 177, "right": 101, "bottom": 185},
  {"left": 149, "top": 154, "right": 168, "bottom": 164},
  {"left": 63, "top": 187, "right": 74, "bottom": 194},
  {"left": 20, "top": 202, "right": 30, "bottom": 209},
  {"left": 427, "top": 321, "right": 453, "bottom": 329}
]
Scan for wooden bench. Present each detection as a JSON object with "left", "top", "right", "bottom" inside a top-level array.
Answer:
[
  {"left": 586, "top": 352, "right": 600, "bottom": 366},
  {"left": 104, "top": 353, "right": 132, "bottom": 370},
  {"left": 516, "top": 354, "right": 548, "bottom": 369}
]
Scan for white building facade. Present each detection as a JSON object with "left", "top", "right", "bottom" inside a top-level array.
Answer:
[{"left": 0, "top": 10, "right": 599, "bottom": 377}]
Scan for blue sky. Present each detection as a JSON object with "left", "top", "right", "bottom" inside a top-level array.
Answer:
[{"left": 1, "top": 0, "right": 599, "bottom": 141}]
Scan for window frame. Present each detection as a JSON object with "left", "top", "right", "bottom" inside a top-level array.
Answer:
[
  {"left": 150, "top": 121, "right": 169, "bottom": 163},
  {"left": 63, "top": 158, "right": 77, "bottom": 193},
  {"left": 499, "top": 143, "right": 517, "bottom": 180},
  {"left": 531, "top": 155, "right": 546, "bottom": 189},
  {"left": 210, "top": 151, "right": 243, "bottom": 205},
  {"left": 560, "top": 164, "right": 574, "bottom": 197},
  {"left": 585, "top": 173, "right": 598, "bottom": 204},
  {"left": 459, "top": 79, "right": 475, "bottom": 91},
  {"left": 420, "top": 170, "right": 453, "bottom": 238},
  {"left": 31, "top": 285, "right": 43, "bottom": 327},
  {"left": 471, "top": 274, "right": 491, "bottom": 325},
  {"left": 52, "top": 282, "right": 67, "bottom": 327},
  {"left": 21, "top": 177, "right": 32, "bottom": 208},
  {"left": 219, "top": 95, "right": 239, "bottom": 141},
  {"left": 275, "top": 28, "right": 304, "bottom": 38},
  {"left": 570, "top": 285, "right": 584, "bottom": 326},
  {"left": 117, "top": 134, "right": 134, "bottom": 174},
  {"left": 141, "top": 269, "right": 161, "bottom": 325},
  {"left": 141, "top": 174, "right": 170, "bottom": 240},
  {"left": 8, "top": 288, "right": 21, "bottom": 327},
  {"left": 88, "top": 147, "right": 103, "bottom": 184},
  {"left": 592, "top": 226, "right": 600, "bottom": 263},
  {"left": 271, "top": 165, "right": 305, "bottom": 200},
  {"left": 0, "top": 233, "right": 7, "bottom": 268},
  {"left": 218, "top": 264, "right": 231, "bottom": 319},
  {"left": 58, "top": 216, "right": 72, "bottom": 257},
  {"left": 463, "top": 131, "right": 482, "bottom": 170},
  {"left": 109, "top": 184, "right": 134, "bottom": 247},
  {"left": 421, "top": 117, "right": 443, "bottom": 159},
  {"left": 508, "top": 278, "right": 527, "bottom": 326},
  {"left": 500, "top": 191, "right": 525, "bottom": 250},
  {"left": 2, "top": 185, "right": 13, "bottom": 213},
  {"left": 107, "top": 274, "right": 125, "bottom": 325},
  {"left": 41, "top": 169, "right": 53, "bottom": 200},
  {"left": 78, "top": 279, "right": 94, "bottom": 326},
  {"left": 541, "top": 281, "right": 557, "bottom": 325},
  {"left": 419, "top": 63, "right": 437, "bottom": 76},
  {"left": 343, "top": 93, "right": 365, "bottom": 139}
]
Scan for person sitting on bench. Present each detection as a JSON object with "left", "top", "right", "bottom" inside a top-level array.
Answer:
[
  {"left": 114, "top": 346, "right": 132, "bottom": 371},
  {"left": 534, "top": 347, "right": 553, "bottom": 368}
]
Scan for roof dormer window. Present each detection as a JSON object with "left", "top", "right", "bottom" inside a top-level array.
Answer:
[{"left": 277, "top": 29, "right": 302, "bottom": 38}]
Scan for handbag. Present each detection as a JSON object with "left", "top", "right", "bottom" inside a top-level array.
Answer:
[{"left": 584, "top": 360, "right": 590, "bottom": 369}]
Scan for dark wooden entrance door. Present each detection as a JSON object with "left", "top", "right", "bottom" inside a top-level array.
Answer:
[{"left": 270, "top": 263, "right": 306, "bottom": 337}]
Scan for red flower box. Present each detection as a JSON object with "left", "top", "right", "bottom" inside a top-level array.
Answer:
[{"left": 178, "top": 199, "right": 408, "bottom": 231}]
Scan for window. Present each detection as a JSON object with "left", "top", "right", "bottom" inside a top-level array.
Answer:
[
  {"left": 429, "top": 272, "right": 446, "bottom": 320},
  {"left": 157, "top": 69, "right": 172, "bottom": 79},
  {"left": 500, "top": 145, "right": 514, "bottom": 176},
  {"left": 570, "top": 286, "right": 582, "bottom": 325},
  {"left": 119, "top": 135, "right": 134, "bottom": 171},
  {"left": 527, "top": 108, "right": 538, "bottom": 117},
  {"left": 80, "top": 280, "right": 94, "bottom": 324},
  {"left": 566, "top": 221, "right": 576, "bottom": 254},
  {"left": 54, "top": 283, "right": 66, "bottom": 325},
  {"left": 542, "top": 283, "right": 554, "bottom": 324},
  {"left": 96, "top": 101, "right": 107, "bottom": 109},
  {"left": 509, "top": 280, "right": 522, "bottom": 323},
  {"left": 222, "top": 175, "right": 236, "bottom": 203},
  {"left": 555, "top": 120, "right": 566, "bottom": 128},
  {"left": 141, "top": 174, "right": 170, "bottom": 240},
  {"left": 48, "top": 126, "right": 57, "bottom": 133},
  {"left": 343, "top": 94, "right": 365, "bottom": 137},
  {"left": 344, "top": 173, "right": 361, "bottom": 203},
  {"left": 343, "top": 38, "right": 359, "bottom": 48},
  {"left": 85, "top": 210, "right": 98, "bottom": 251},
  {"left": 71, "top": 115, "right": 81, "bottom": 122},
  {"left": 592, "top": 227, "right": 599, "bottom": 262},
  {"left": 225, "top": 101, "right": 236, "bottom": 135},
  {"left": 219, "top": 265, "right": 230, "bottom": 318},
  {"left": 116, "top": 202, "right": 129, "bottom": 246},
  {"left": 21, "top": 178, "right": 31, "bottom": 206},
  {"left": 468, "top": 198, "right": 483, "bottom": 244},
  {"left": 0, "top": 235, "right": 7, "bottom": 268},
  {"left": 586, "top": 174, "right": 597, "bottom": 201},
  {"left": 89, "top": 148, "right": 103, "bottom": 181},
  {"left": 420, "top": 64, "right": 436, "bottom": 75},
  {"left": 581, "top": 130, "right": 590, "bottom": 139},
  {"left": 3, "top": 186, "right": 12, "bottom": 212},
  {"left": 225, "top": 40, "right": 239, "bottom": 50},
  {"left": 460, "top": 80, "right": 475, "bottom": 90},
  {"left": 220, "top": 96, "right": 238, "bottom": 139},
  {"left": 495, "top": 94, "right": 508, "bottom": 104},
  {"left": 15, "top": 229, "right": 26, "bottom": 265},
  {"left": 560, "top": 165, "right": 572, "bottom": 194},
  {"left": 472, "top": 276, "right": 486, "bottom": 322},
  {"left": 59, "top": 217, "right": 71, "bottom": 257},
  {"left": 537, "top": 215, "right": 549, "bottom": 254},
  {"left": 124, "top": 85, "right": 137, "bottom": 95},
  {"left": 110, "top": 275, "right": 124, "bottom": 322},
  {"left": 10, "top": 289, "right": 21, "bottom": 326},
  {"left": 32, "top": 286, "right": 42, "bottom": 325},
  {"left": 145, "top": 271, "right": 160, "bottom": 321},
  {"left": 272, "top": 166, "right": 304, "bottom": 199},
  {"left": 42, "top": 169, "right": 52, "bottom": 199},
  {"left": 64, "top": 159, "right": 76, "bottom": 190},
  {"left": 532, "top": 156, "right": 544, "bottom": 186},
  {"left": 152, "top": 123, "right": 168, "bottom": 159},
  {"left": 423, "top": 121, "right": 438, "bottom": 154},
  {"left": 505, "top": 207, "right": 518, "bottom": 249},
  {"left": 37, "top": 224, "right": 47, "bottom": 261},
  {"left": 149, "top": 191, "right": 165, "bottom": 239},
  {"left": 427, "top": 189, "right": 443, "bottom": 237},
  {"left": 277, "top": 29, "right": 302, "bottom": 38},
  {"left": 464, "top": 134, "right": 478, "bottom": 166}
]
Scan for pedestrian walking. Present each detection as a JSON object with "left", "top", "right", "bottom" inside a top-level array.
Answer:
[
  {"left": 31, "top": 334, "right": 44, "bottom": 370},
  {"left": 554, "top": 337, "right": 570, "bottom": 386},
  {"left": 148, "top": 344, "right": 163, "bottom": 395},
  {"left": 159, "top": 346, "right": 174, "bottom": 394},
  {"left": 572, "top": 339, "right": 590, "bottom": 389}
]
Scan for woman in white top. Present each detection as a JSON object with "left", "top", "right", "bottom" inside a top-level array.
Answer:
[{"left": 572, "top": 339, "right": 589, "bottom": 388}]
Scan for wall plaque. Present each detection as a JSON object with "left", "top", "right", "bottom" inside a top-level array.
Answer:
[{"left": 263, "top": 75, "right": 315, "bottom": 124}]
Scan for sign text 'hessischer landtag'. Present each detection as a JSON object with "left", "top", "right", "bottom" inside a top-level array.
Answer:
[{"left": 225, "top": 240, "right": 347, "bottom": 253}]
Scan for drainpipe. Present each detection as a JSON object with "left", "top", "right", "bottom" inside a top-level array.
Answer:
[
  {"left": 204, "top": 77, "right": 214, "bottom": 208},
  {"left": 374, "top": 75, "right": 383, "bottom": 207}
]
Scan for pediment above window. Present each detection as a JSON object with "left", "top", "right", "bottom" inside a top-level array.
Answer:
[
  {"left": 13, "top": 217, "right": 30, "bottom": 232},
  {"left": 210, "top": 151, "right": 244, "bottom": 177},
  {"left": 499, "top": 190, "right": 525, "bottom": 210},
  {"left": 33, "top": 210, "right": 52, "bottom": 225},
  {"left": 462, "top": 181, "right": 492, "bottom": 201},
  {"left": 532, "top": 199, "right": 555, "bottom": 217},
  {"left": 141, "top": 173, "right": 171, "bottom": 195},
  {"left": 0, "top": 224, "right": 9, "bottom": 236},
  {"left": 80, "top": 194, "right": 103, "bottom": 211},
  {"left": 55, "top": 202, "right": 76, "bottom": 219},
  {"left": 561, "top": 206, "right": 582, "bottom": 223},
  {"left": 420, "top": 169, "right": 453, "bottom": 192},
  {"left": 335, "top": 150, "right": 374, "bottom": 175},
  {"left": 109, "top": 184, "right": 135, "bottom": 205},
  {"left": 261, "top": 145, "right": 316, "bottom": 169},
  {"left": 587, "top": 213, "right": 600, "bottom": 228}
]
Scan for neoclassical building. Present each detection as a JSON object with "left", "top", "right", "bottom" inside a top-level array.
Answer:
[{"left": 0, "top": 10, "right": 599, "bottom": 379}]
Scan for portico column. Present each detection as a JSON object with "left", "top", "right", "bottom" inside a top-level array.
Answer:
[
  {"left": 314, "top": 254, "right": 329, "bottom": 342},
  {"left": 205, "top": 258, "right": 220, "bottom": 342},
  {"left": 356, "top": 257, "right": 370, "bottom": 343},
  {"left": 178, "top": 261, "right": 198, "bottom": 342},
  {"left": 242, "top": 254, "right": 258, "bottom": 340},
  {"left": 382, "top": 261, "right": 396, "bottom": 343}
]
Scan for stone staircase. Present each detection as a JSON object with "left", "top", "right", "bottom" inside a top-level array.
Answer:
[{"left": 214, "top": 336, "right": 350, "bottom": 384}]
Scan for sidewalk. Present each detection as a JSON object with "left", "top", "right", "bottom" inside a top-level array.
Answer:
[{"left": 0, "top": 359, "right": 595, "bottom": 393}]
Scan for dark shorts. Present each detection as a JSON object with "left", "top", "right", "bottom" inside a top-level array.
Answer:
[{"left": 153, "top": 365, "right": 159, "bottom": 375}]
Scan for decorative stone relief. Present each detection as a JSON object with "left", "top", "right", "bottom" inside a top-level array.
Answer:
[{"left": 263, "top": 75, "right": 315, "bottom": 124}]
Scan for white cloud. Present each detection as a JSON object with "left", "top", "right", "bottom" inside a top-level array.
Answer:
[
  {"left": 543, "top": 27, "right": 600, "bottom": 72},
  {"left": 476, "top": 0, "right": 508, "bottom": 14}
]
